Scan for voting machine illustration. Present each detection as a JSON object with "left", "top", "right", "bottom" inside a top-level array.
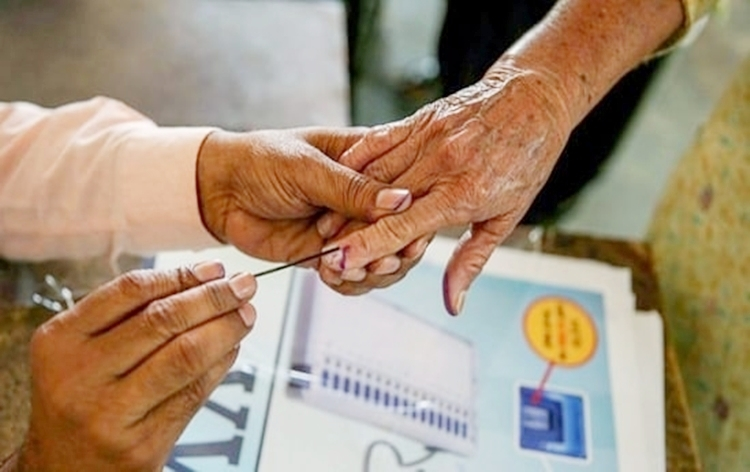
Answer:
[{"left": 286, "top": 271, "right": 478, "bottom": 456}]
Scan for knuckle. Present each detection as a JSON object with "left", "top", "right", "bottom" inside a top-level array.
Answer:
[
  {"left": 360, "top": 132, "right": 382, "bottom": 155},
  {"left": 115, "top": 269, "right": 154, "bottom": 298},
  {"left": 204, "top": 282, "right": 235, "bottom": 313},
  {"left": 343, "top": 174, "right": 370, "bottom": 211},
  {"left": 182, "top": 375, "right": 212, "bottom": 409},
  {"left": 432, "top": 187, "right": 470, "bottom": 222},
  {"left": 377, "top": 217, "right": 410, "bottom": 245},
  {"left": 115, "top": 268, "right": 197, "bottom": 301},
  {"left": 442, "top": 137, "right": 469, "bottom": 166},
  {"left": 365, "top": 158, "right": 397, "bottom": 184},
  {"left": 176, "top": 266, "right": 199, "bottom": 288},
  {"left": 141, "top": 299, "right": 184, "bottom": 340},
  {"left": 173, "top": 334, "right": 206, "bottom": 378}
]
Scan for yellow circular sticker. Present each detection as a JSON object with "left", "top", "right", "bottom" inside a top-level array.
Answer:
[{"left": 523, "top": 297, "right": 597, "bottom": 367}]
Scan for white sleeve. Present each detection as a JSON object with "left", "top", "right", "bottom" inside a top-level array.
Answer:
[{"left": 0, "top": 97, "right": 219, "bottom": 262}]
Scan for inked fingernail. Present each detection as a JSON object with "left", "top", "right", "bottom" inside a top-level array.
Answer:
[
  {"left": 229, "top": 273, "right": 256, "bottom": 299},
  {"left": 373, "top": 256, "right": 401, "bottom": 275},
  {"left": 322, "top": 246, "right": 347, "bottom": 271},
  {"left": 454, "top": 291, "right": 467, "bottom": 316},
  {"left": 341, "top": 267, "right": 367, "bottom": 282},
  {"left": 238, "top": 303, "right": 256, "bottom": 328},
  {"left": 192, "top": 261, "right": 225, "bottom": 282},
  {"left": 376, "top": 188, "right": 412, "bottom": 212}
]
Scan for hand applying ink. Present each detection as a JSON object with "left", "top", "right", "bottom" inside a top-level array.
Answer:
[{"left": 195, "top": 127, "right": 412, "bottom": 266}]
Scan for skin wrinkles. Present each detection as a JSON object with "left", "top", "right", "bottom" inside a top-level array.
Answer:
[
  {"left": 315, "top": 0, "right": 683, "bottom": 313},
  {"left": 315, "top": 65, "right": 570, "bottom": 299}
]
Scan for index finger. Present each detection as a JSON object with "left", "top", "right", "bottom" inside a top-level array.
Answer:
[
  {"left": 297, "top": 126, "right": 369, "bottom": 160},
  {"left": 339, "top": 119, "right": 415, "bottom": 171},
  {"left": 321, "top": 193, "right": 455, "bottom": 271},
  {"left": 69, "top": 262, "right": 225, "bottom": 335}
]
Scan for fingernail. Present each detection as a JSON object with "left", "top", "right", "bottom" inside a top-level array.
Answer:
[
  {"left": 373, "top": 256, "right": 401, "bottom": 275},
  {"left": 238, "top": 303, "right": 256, "bottom": 328},
  {"left": 341, "top": 267, "right": 367, "bottom": 282},
  {"left": 229, "top": 273, "right": 256, "bottom": 299},
  {"left": 322, "top": 246, "right": 347, "bottom": 271},
  {"left": 454, "top": 291, "right": 467, "bottom": 316},
  {"left": 376, "top": 188, "right": 412, "bottom": 212},
  {"left": 192, "top": 261, "right": 225, "bottom": 282},
  {"left": 413, "top": 238, "right": 430, "bottom": 258},
  {"left": 316, "top": 215, "right": 334, "bottom": 239}
]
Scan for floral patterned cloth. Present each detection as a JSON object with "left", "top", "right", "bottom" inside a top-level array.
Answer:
[{"left": 648, "top": 53, "right": 750, "bottom": 470}]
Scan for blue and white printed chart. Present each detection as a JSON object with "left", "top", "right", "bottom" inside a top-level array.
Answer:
[{"left": 156, "top": 237, "right": 654, "bottom": 472}]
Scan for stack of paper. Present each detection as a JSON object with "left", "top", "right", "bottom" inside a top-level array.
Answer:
[{"left": 156, "top": 235, "right": 664, "bottom": 471}]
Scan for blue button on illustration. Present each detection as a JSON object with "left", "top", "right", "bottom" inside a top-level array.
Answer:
[{"left": 518, "top": 386, "right": 587, "bottom": 460}]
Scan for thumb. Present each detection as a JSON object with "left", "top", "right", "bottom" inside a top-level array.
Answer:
[
  {"left": 306, "top": 155, "right": 413, "bottom": 222},
  {"left": 442, "top": 218, "right": 513, "bottom": 316}
]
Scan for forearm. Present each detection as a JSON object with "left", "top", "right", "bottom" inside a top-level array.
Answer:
[
  {"left": 0, "top": 98, "right": 218, "bottom": 261},
  {"left": 489, "top": 0, "right": 685, "bottom": 129}
]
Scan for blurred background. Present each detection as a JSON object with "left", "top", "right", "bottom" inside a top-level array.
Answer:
[{"left": 0, "top": 0, "right": 749, "bottom": 242}]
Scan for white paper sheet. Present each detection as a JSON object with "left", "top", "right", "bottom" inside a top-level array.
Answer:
[{"left": 634, "top": 311, "right": 666, "bottom": 472}]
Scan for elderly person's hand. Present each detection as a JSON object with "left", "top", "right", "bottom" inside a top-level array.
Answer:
[
  {"left": 316, "top": 0, "right": 684, "bottom": 314},
  {"left": 316, "top": 64, "right": 573, "bottom": 308},
  {"left": 2, "top": 263, "right": 253, "bottom": 472},
  {"left": 197, "top": 127, "right": 412, "bottom": 264}
]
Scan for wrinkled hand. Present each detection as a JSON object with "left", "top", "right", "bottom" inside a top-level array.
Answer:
[
  {"left": 7, "top": 262, "right": 255, "bottom": 472},
  {"left": 318, "top": 64, "right": 573, "bottom": 314},
  {"left": 197, "top": 128, "right": 412, "bottom": 265}
]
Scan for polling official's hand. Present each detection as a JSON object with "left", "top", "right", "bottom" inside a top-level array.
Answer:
[
  {"left": 196, "top": 128, "right": 412, "bottom": 266},
  {"left": 9, "top": 262, "right": 255, "bottom": 472}
]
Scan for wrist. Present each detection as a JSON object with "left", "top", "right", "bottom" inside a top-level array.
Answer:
[
  {"left": 196, "top": 130, "right": 235, "bottom": 244},
  {"left": 485, "top": 56, "right": 582, "bottom": 132},
  {"left": 479, "top": 63, "right": 575, "bottom": 145},
  {"left": 488, "top": 0, "right": 684, "bottom": 126}
]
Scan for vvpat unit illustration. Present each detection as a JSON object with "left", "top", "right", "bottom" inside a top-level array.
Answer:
[{"left": 286, "top": 271, "right": 478, "bottom": 456}]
